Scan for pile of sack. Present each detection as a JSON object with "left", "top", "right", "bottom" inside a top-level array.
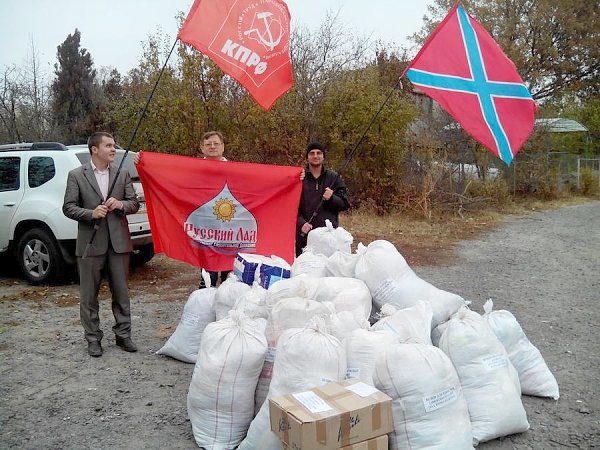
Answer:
[{"left": 156, "top": 221, "right": 559, "bottom": 450}]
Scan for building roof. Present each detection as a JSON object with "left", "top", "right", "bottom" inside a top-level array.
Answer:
[{"left": 535, "top": 118, "right": 588, "bottom": 133}]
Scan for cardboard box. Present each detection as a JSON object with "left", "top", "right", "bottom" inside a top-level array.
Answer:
[
  {"left": 269, "top": 380, "right": 392, "bottom": 450},
  {"left": 259, "top": 263, "right": 291, "bottom": 289},
  {"left": 283, "top": 434, "right": 388, "bottom": 450},
  {"left": 233, "top": 253, "right": 291, "bottom": 287},
  {"left": 233, "top": 253, "right": 261, "bottom": 285}
]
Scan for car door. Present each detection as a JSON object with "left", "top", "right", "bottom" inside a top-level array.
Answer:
[{"left": 0, "top": 154, "right": 25, "bottom": 251}]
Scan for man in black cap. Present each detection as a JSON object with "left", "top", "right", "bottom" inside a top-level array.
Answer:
[{"left": 296, "top": 142, "right": 350, "bottom": 256}]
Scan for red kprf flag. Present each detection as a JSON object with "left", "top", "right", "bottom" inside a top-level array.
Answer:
[
  {"left": 178, "top": 0, "right": 293, "bottom": 110},
  {"left": 403, "top": 2, "right": 536, "bottom": 165},
  {"left": 137, "top": 152, "right": 302, "bottom": 271}
]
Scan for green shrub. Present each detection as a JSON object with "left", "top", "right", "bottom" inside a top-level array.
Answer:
[
  {"left": 579, "top": 168, "right": 600, "bottom": 197},
  {"left": 465, "top": 178, "right": 511, "bottom": 204}
]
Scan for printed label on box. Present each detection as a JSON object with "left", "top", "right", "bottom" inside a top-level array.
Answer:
[
  {"left": 293, "top": 391, "right": 334, "bottom": 414},
  {"left": 345, "top": 382, "right": 379, "bottom": 398}
]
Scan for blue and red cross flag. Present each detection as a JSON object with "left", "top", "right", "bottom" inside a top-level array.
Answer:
[
  {"left": 403, "top": 2, "right": 536, "bottom": 165},
  {"left": 178, "top": 0, "right": 293, "bottom": 111}
]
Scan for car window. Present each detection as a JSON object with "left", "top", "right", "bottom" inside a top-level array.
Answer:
[
  {"left": 28, "top": 156, "right": 56, "bottom": 188},
  {"left": 0, "top": 156, "right": 20, "bottom": 191},
  {"left": 75, "top": 151, "right": 139, "bottom": 180}
]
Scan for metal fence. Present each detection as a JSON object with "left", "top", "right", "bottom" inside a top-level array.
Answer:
[{"left": 577, "top": 158, "right": 600, "bottom": 188}]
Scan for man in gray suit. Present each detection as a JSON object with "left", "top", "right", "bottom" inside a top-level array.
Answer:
[{"left": 63, "top": 132, "right": 140, "bottom": 357}]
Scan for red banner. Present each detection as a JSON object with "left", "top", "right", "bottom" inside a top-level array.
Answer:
[
  {"left": 137, "top": 152, "right": 302, "bottom": 271},
  {"left": 178, "top": 0, "right": 293, "bottom": 110},
  {"left": 403, "top": 2, "right": 536, "bottom": 165}
]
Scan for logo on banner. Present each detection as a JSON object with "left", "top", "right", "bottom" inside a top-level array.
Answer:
[
  {"left": 215, "top": 0, "right": 290, "bottom": 78},
  {"left": 184, "top": 183, "right": 258, "bottom": 254},
  {"left": 243, "top": 11, "right": 284, "bottom": 51}
]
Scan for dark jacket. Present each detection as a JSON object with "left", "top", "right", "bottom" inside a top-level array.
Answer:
[{"left": 296, "top": 165, "right": 350, "bottom": 254}]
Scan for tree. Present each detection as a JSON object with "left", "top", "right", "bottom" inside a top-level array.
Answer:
[
  {"left": 0, "top": 67, "right": 22, "bottom": 142},
  {"left": 412, "top": 0, "right": 600, "bottom": 102},
  {"left": 20, "top": 39, "right": 50, "bottom": 141},
  {"left": 0, "top": 40, "right": 51, "bottom": 143},
  {"left": 51, "top": 29, "right": 99, "bottom": 143}
]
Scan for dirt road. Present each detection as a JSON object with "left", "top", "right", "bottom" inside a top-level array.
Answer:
[{"left": 1, "top": 201, "right": 598, "bottom": 449}]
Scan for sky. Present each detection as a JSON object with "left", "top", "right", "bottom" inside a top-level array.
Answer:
[{"left": 0, "top": 0, "right": 435, "bottom": 77}]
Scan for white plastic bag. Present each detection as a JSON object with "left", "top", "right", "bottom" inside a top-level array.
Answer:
[
  {"left": 326, "top": 249, "right": 360, "bottom": 278},
  {"left": 371, "top": 301, "right": 433, "bottom": 345},
  {"left": 355, "top": 240, "right": 465, "bottom": 327},
  {"left": 373, "top": 342, "right": 473, "bottom": 449},
  {"left": 305, "top": 219, "right": 353, "bottom": 257},
  {"left": 483, "top": 299, "right": 559, "bottom": 399},
  {"left": 214, "top": 275, "right": 252, "bottom": 321},
  {"left": 313, "top": 277, "right": 372, "bottom": 319},
  {"left": 438, "top": 308, "right": 529, "bottom": 445},
  {"left": 239, "top": 317, "right": 346, "bottom": 450},
  {"left": 344, "top": 328, "right": 399, "bottom": 385},
  {"left": 187, "top": 311, "right": 268, "bottom": 450},
  {"left": 156, "top": 271, "right": 216, "bottom": 363},
  {"left": 291, "top": 251, "right": 329, "bottom": 278}
]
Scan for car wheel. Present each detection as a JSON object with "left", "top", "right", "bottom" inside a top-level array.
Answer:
[
  {"left": 130, "top": 243, "right": 154, "bottom": 268},
  {"left": 16, "top": 228, "right": 65, "bottom": 285}
]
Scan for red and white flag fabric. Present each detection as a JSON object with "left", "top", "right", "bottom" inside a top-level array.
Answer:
[
  {"left": 137, "top": 152, "right": 302, "bottom": 271},
  {"left": 403, "top": 2, "right": 536, "bottom": 165},
  {"left": 178, "top": 0, "right": 293, "bottom": 110}
]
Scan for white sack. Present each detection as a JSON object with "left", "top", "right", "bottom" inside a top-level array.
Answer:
[
  {"left": 344, "top": 328, "right": 399, "bottom": 385},
  {"left": 438, "top": 308, "right": 529, "bottom": 445},
  {"left": 239, "top": 317, "right": 346, "bottom": 450},
  {"left": 371, "top": 301, "right": 433, "bottom": 345},
  {"left": 483, "top": 299, "right": 559, "bottom": 400},
  {"left": 264, "top": 274, "right": 320, "bottom": 309},
  {"left": 328, "top": 308, "right": 371, "bottom": 342},
  {"left": 313, "top": 277, "right": 372, "bottom": 319},
  {"left": 254, "top": 323, "right": 277, "bottom": 416},
  {"left": 270, "top": 297, "right": 332, "bottom": 333},
  {"left": 326, "top": 249, "right": 360, "bottom": 278},
  {"left": 291, "top": 251, "right": 329, "bottom": 278},
  {"left": 354, "top": 240, "right": 465, "bottom": 327},
  {"left": 305, "top": 219, "right": 353, "bottom": 257},
  {"left": 234, "top": 283, "right": 268, "bottom": 319},
  {"left": 156, "top": 286, "right": 216, "bottom": 363},
  {"left": 214, "top": 275, "right": 252, "bottom": 321},
  {"left": 373, "top": 343, "right": 473, "bottom": 450},
  {"left": 254, "top": 297, "right": 332, "bottom": 415},
  {"left": 187, "top": 312, "right": 267, "bottom": 450}
]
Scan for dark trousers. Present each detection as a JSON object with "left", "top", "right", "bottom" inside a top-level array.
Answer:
[
  {"left": 77, "top": 248, "right": 131, "bottom": 343},
  {"left": 295, "top": 232, "right": 308, "bottom": 257},
  {"left": 200, "top": 270, "right": 231, "bottom": 288}
]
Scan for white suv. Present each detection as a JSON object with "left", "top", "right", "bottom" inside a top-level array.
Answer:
[{"left": 0, "top": 142, "right": 153, "bottom": 284}]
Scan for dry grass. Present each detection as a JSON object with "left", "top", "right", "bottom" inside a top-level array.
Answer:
[
  {"left": 1, "top": 196, "right": 593, "bottom": 306},
  {"left": 341, "top": 195, "right": 593, "bottom": 267}
]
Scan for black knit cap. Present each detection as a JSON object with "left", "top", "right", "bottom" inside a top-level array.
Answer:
[{"left": 305, "top": 142, "right": 326, "bottom": 157}]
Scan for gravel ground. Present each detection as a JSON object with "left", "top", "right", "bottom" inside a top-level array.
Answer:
[{"left": 1, "top": 201, "right": 598, "bottom": 449}]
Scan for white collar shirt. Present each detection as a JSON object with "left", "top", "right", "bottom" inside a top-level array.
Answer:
[{"left": 91, "top": 161, "right": 109, "bottom": 201}]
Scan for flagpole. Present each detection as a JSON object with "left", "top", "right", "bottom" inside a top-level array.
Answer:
[
  {"left": 302, "top": 78, "right": 402, "bottom": 231},
  {"left": 82, "top": 39, "right": 179, "bottom": 258},
  {"left": 337, "top": 78, "right": 403, "bottom": 174}
]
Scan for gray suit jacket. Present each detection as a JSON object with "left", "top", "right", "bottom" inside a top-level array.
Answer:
[{"left": 63, "top": 162, "right": 139, "bottom": 257}]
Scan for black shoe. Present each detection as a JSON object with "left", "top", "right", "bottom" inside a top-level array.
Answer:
[
  {"left": 116, "top": 337, "right": 138, "bottom": 352},
  {"left": 88, "top": 341, "right": 103, "bottom": 357}
]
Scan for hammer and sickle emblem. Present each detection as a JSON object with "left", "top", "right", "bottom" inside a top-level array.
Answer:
[{"left": 243, "top": 11, "right": 284, "bottom": 51}]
